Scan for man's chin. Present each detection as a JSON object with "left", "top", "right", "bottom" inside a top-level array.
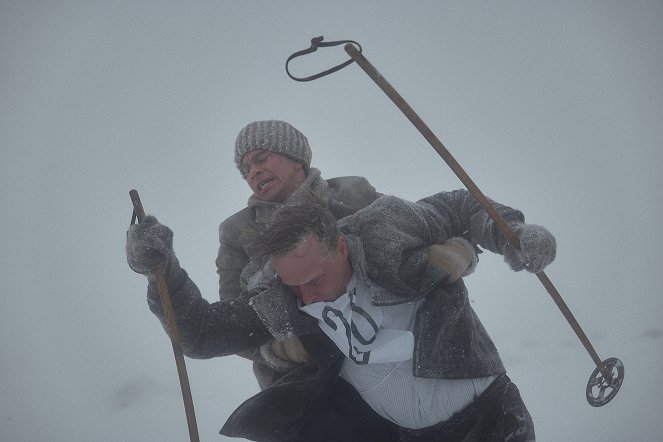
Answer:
[{"left": 253, "top": 188, "right": 284, "bottom": 202}]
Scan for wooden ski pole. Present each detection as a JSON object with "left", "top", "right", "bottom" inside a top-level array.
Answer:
[
  {"left": 342, "top": 43, "right": 623, "bottom": 405},
  {"left": 129, "top": 189, "right": 200, "bottom": 442}
]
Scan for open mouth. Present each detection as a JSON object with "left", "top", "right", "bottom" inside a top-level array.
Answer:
[{"left": 258, "top": 178, "right": 274, "bottom": 191}]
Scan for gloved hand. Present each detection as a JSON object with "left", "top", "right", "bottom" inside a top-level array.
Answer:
[
  {"left": 126, "top": 215, "right": 175, "bottom": 275},
  {"left": 260, "top": 336, "right": 310, "bottom": 371},
  {"left": 428, "top": 237, "right": 478, "bottom": 282},
  {"left": 503, "top": 223, "right": 556, "bottom": 273}
]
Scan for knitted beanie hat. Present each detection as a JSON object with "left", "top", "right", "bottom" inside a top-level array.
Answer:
[{"left": 234, "top": 120, "right": 312, "bottom": 176}]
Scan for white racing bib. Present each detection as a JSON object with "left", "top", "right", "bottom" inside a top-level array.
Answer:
[
  {"left": 300, "top": 273, "right": 497, "bottom": 429},
  {"left": 299, "top": 274, "right": 414, "bottom": 365}
]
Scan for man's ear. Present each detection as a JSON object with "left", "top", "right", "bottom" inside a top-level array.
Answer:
[{"left": 336, "top": 236, "right": 348, "bottom": 259}]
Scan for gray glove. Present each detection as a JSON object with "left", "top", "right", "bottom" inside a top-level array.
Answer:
[
  {"left": 503, "top": 223, "right": 556, "bottom": 273},
  {"left": 126, "top": 215, "right": 177, "bottom": 276}
]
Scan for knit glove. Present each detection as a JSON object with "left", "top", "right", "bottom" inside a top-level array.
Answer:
[
  {"left": 503, "top": 223, "right": 556, "bottom": 273},
  {"left": 259, "top": 336, "right": 310, "bottom": 371},
  {"left": 126, "top": 215, "right": 183, "bottom": 286},
  {"left": 428, "top": 237, "right": 478, "bottom": 282}
]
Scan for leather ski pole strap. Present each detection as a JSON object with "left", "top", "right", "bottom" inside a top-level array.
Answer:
[
  {"left": 129, "top": 189, "right": 200, "bottom": 442},
  {"left": 285, "top": 36, "right": 362, "bottom": 82}
]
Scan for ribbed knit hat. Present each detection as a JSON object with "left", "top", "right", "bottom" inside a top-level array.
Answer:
[{"left": 235, "top": 120, "right": 312, "bottom": 176}]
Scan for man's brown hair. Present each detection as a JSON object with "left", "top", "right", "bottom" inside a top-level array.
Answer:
[{"left": 249, "top": 194, "right": 340, "bottom": 268}]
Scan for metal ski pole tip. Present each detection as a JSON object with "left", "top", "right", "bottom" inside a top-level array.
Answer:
[{"left": 586, "top": 357, "right": 624, "bottom": 406}]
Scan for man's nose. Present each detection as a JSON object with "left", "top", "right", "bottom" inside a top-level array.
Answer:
[{"left": 247, "top": 163, "right": 262, "bottom": 180}]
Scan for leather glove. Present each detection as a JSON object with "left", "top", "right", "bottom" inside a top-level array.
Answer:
[
  {"left": 259, "top": 336, "right": 310, "bottom": 371},
  {"left": 428, "top": 237, "right": 478, "bottom": 282},
  {"left": 503, "top": 223, "right": 556, "bottom": 273}
]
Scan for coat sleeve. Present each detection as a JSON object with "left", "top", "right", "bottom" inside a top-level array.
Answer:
[
  {"left": 216, "top": 213, "right": 251, "bottom": 301},
  {"left": 147, "top": 269, "right": 272, "bottom": 359},
  {"left": 417, "top": 189, "right": 524, "bottom": 253},
  {"left": 342, "top": 190, "right": 524, "bottom": 301}
]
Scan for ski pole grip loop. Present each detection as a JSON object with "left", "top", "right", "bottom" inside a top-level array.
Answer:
[
  {"left": 286, "top": 36, "right": 362, "bottom": 82},
  {"left": 130, "top": 189, "right": 146, "bottom": 224}
]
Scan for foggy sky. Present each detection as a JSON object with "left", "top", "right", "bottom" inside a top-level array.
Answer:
[{"left": 2, "top": 1, "right": 662, "bottom": 441}]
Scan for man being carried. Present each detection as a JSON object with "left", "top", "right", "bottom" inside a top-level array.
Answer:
[{"left": 246, "top": 193, "right": 555, "bottom": 440}]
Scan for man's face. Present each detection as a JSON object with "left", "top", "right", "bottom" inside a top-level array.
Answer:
[
  {"left": 241, "top": 149, "right": 306, "bottom": 203},
  {"left": 272, "top": 234, "right": 352, "bottom": 305}
]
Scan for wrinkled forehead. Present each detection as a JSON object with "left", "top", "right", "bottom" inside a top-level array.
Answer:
[
  {"left": 272, "top": 236, "right": 324, "bottom": 284},
  {"left": 241, "top": 148, "right": 268, "bottom": 166}
]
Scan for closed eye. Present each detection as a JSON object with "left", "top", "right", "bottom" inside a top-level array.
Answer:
[
  {"left": 305, "top": 276, "right": 323, "bottom": 287},
  {"left": 241, "top": 152, "right": 272, "bottom": 175},
  {"left": 255, "top": 153, "right": 271, "bottom": 165}
]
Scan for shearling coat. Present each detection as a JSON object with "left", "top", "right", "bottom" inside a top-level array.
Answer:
[{"left": 146, "top": 190, "right": 525, "bottom": 440}]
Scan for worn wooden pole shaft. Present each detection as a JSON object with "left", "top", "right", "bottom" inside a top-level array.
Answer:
[
  {"left": 344, "top": 44, "right": 612, "bottom": 381},
  {"left": 129, "top": 189, "right": 200, "bottom": 442}
]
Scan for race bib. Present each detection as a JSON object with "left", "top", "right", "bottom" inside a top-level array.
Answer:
[{"left": 299, "top": 275, "right": 414, "bottom": 365}]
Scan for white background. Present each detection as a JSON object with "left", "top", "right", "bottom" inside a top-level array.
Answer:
[{"left": 2, "top": 1, "right": 662, "bottom": 441}]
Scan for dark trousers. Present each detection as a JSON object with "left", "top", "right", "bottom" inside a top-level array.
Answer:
[
  {"left": 293, "top": 376, "right": 400, "bottom": 442},
  {"left": 398, "top": 374, "right": 535, "bottom": 442}
]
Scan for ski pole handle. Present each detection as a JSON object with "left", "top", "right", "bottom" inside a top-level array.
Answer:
[
  {"left": 129, "top": 189, "right": 200, "bottom": 442},
  {"left": 130, "top": 189, "right": 147, "bottom": 222}
]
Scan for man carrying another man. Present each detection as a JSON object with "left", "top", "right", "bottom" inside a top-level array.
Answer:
[
  {"left": 127, "top": 120, "right": 483, "bottom": 440},
  {"left": 127, "top": 182, "right": 555, "bottom": 440}
]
